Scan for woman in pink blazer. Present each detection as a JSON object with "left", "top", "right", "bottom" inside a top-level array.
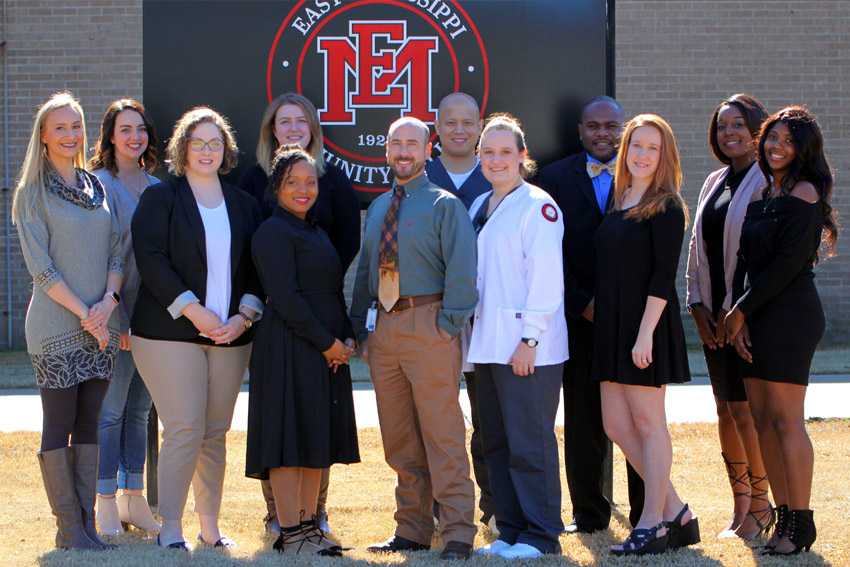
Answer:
[{"left": 685, "top": 93, "right": 773, "bottom": 540}]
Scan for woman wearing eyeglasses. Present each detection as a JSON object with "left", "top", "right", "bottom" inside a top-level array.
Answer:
[{"left": 130, "top": 107, "right": 264, "bottom": 550}]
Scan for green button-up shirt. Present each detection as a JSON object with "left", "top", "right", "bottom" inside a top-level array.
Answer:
[{"left": 351, "top": 172, "right": 478, "bottom": 343}]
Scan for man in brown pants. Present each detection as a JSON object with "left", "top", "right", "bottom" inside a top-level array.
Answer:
[{"left": 351, "top": 116, "right": 479, "bottom": 560}]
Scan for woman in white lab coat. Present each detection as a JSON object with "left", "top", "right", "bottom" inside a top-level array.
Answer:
[{"left": 467, "top": 114, "right": 568, "bottom": 559}]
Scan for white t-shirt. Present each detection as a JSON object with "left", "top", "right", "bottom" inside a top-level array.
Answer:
[
  {"left": 447, "top": 159, "right": 478, "bottom": 190},
  {"left": 197, "top": 200, "right": 232, "bottom": 323}
]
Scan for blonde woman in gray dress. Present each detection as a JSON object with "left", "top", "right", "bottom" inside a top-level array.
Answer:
[{"left": 13, "top": 92, "right": 124, "bottom": 551}]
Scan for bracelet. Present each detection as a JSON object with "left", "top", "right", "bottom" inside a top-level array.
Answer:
[{"left": 686, "top": 302, "right": 704, "bottom": 313}]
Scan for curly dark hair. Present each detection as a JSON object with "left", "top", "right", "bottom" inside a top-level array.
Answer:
[
  {"left": 88, "top": 99, "right": 158, "bottom": 174},
  {"left": 265, "top": 144, "right": 317, "bottom": 204},
  {"left": 757, "top": 105, "right": 838, "bottom": 258}
]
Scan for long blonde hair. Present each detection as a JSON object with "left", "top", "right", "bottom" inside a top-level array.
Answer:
[
  {"left": 613, "top": 114, "right": 689, "bottom": 226},
  {"left": 255, "top": 93, "right": 325, "bottom": 177},
  {"left": 13, "top": 92, "right": 87, "bottom": 224}
]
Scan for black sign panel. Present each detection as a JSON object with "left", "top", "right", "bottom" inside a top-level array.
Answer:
[{"left": 143, "top": 0, "right": 609, "bottom": 204}]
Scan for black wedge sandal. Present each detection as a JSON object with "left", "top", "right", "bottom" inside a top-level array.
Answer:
[
  {"left": 665, "top": 504, "right": 701, "bottom": 549},
  {"left": 611, "top": 523, "right": 668, "bottom": 556}
]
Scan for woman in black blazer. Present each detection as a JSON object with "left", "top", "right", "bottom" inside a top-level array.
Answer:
[{"left": 131, "top": 107, "right": 263, "bottom": 550}]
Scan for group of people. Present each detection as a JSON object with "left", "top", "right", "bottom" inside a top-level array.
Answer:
[{"left": 13, "top": 87, "right": 834, "bottom": 560}]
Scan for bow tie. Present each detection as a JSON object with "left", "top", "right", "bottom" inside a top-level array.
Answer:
[{"left": 586, "top": 161, "right": 617, "bottom": 178}]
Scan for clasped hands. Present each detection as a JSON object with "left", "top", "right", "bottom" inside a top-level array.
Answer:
[
  {"left": 722, "top": 306, "right": 752, "bottom": 363},
  {"left": 323, "top": 338, "right": 355, "bottom": 373},
  {"left": 79, "top": 294, "right": 117, "bottom": 351},
  {"left": 184, "top": 303, "right": 252, "bottom": 345}
]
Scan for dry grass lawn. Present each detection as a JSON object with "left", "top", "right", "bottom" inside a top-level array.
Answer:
[{"left": 1, "top": 421, "right": 848, "bottom": 567}]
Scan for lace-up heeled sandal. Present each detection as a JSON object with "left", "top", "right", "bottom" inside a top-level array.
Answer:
[
  {"left": 735, "top": 470, "right": 774, "bottom": 539},
  {"left": 718, "top": 452, "right": 750, "bottom": 538}
]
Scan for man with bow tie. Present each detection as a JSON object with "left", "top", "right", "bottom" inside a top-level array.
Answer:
[{"left": 538, "top": 96, "right": 645, "bottom": 534}]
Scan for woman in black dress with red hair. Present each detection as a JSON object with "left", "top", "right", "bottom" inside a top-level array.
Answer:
[{"left": 725, "top": 106, "right": 837, "bottom": 556}]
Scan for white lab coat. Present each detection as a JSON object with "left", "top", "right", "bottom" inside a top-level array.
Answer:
[{"left": 466, "top": 183, "right": 569, "bottom": 366}]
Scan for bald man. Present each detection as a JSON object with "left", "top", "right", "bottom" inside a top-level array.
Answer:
[
  {"left": 426, "top": 92, "right": 491, "bottom": 209},
  {"left": 351, "top": 117, "right": 478, "bottom": 559}
]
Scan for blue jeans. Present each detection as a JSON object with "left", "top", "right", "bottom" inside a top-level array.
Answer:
[{"left": 97, "top": 349, "right": 153, "bottom": 494}]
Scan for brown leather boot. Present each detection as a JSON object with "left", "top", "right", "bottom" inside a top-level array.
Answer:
[
  {"left": 70, "top": 444, "right": 117, "bottom": 549},
  {"left": 38, "top": 448, "right": 102, "bottom": 551}
]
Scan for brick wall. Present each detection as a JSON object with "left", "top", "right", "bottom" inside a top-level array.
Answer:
[
  {"left": 0, "top": 0, "right": 144, "bottom": 348},
  {"left": 1, "top": 1, "right": 849, "bottom": 348},
  {"left": 615, "top": 0, "right": 850, "bottom": 342}
]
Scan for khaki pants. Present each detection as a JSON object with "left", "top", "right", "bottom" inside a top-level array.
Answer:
[
  {"left": 369, "top": 302, "right": 476, "bottom": 546},
  {"left": 131, "top": 336, "right": 250, "bottom": 520}
]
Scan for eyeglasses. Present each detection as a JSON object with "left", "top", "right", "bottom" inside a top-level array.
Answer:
[{"left": 188, "top": 138, "right": 225, "bottom": 152}]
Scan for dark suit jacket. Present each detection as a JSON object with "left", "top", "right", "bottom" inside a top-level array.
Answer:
[
  {"left": 130, "top": 175, "right": 263, "bottom": 346},
  {"left": 538, "top": 152, "right": 614, "bottom": 323}
]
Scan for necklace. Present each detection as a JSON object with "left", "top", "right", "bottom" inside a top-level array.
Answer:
[
  {"left": 119, "top": 167, "right": 149, "bottom": 198},
  {"left": 763, "top": 183, "right": 780, "bottom": 212}
]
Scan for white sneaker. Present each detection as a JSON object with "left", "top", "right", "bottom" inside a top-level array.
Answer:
[
  {"left": 488, "top": 516, "right": 500, "bottom": 538},
  {"left": 476, "top": 540, "right": 512, "bottom": 555},
  {"left": 497, "top": 542, "right": 543, "bottom": 559}
]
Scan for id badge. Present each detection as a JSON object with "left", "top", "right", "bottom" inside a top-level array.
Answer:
[{"left": 366, "top": 301, "right": 378, "bottom": 332}]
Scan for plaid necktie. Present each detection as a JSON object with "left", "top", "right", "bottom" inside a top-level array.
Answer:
[
  {"left": 378, "top": 185, "right": 405, "bottom": 311},
  {"left": 586, "top": 160, "right": 617, "bottom": 178}
]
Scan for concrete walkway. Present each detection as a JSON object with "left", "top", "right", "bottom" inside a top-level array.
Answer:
[{"left": 2, "top": 376, "right": 848, "bottom": 433}]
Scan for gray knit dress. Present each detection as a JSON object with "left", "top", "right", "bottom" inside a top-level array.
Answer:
[{"left": 17, "top": 168, "right": 124, "bottom": 389}]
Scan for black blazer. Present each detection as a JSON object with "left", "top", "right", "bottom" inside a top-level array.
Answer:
[
  {"left": 130, "top": 176, "right": 263, "bottom": 345},
  {"left": 538, "top": 152, "right": 615, "bottom": 322}
]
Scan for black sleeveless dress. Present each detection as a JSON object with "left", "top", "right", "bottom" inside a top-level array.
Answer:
[
  {"left": 732, "top": 196, "right": 826, "bottom": 385},
  {"left": 591, "top": 204, "right": 691, "bottom": 387}
]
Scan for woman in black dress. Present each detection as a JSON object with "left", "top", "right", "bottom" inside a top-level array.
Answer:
[
  {"left": 685, "top": 94, "right": 773, "bottom": 539},
  {"left": 246, "top": 145, "right": 360, "bottom": 556},
  {"left": 238, "top": 92, "right": 360, "bottom": 533},
  {"left": 592, "top": 114, "right": 698, "bottom": 555},
  {"left": 725, "top": 106, "right": 837, "bottom": 556}
]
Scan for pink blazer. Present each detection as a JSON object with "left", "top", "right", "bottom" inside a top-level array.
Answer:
[{"left": 686, "top": 164, "right": 766, "bottom": 312}]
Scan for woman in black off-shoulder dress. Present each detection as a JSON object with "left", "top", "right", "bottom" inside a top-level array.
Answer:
[
  {"left": 725, "top": 106, "right": 838, "bottom": 556},
  {"left": 246, "top": 146, "right": 359, "bottom": 556}
]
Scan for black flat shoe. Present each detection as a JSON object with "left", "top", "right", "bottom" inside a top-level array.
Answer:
[
  {"left": 665, "top": 504, "right": 701, "bottom": 549},
  {"left": 367, "top": 535, "right": 430, "bottom": 553},
  {"left": 565, "top": 521, "right": 606, "bottom": 534},
  {"left": 611, "top": 523, "right": 667, "bottom": 556},
  {"left": 156, "top": 534, "right": 192, "bottom": 551},
  {"left": 197, "top": 533, "right": 237, "bottom": 548}
]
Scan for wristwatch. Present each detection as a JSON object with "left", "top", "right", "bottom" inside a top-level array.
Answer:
[
  {"left": 106, "top": 291, "right": 121, "bottom": 305},
  {"left": 521, "top": 337, "right": 538, "bottom": 348},
  {"left": 687, "top": 302, "right": 704, "bottom": 313},
  {"left": 236, "top": 311, "right": 253, "bottom": 330}
]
